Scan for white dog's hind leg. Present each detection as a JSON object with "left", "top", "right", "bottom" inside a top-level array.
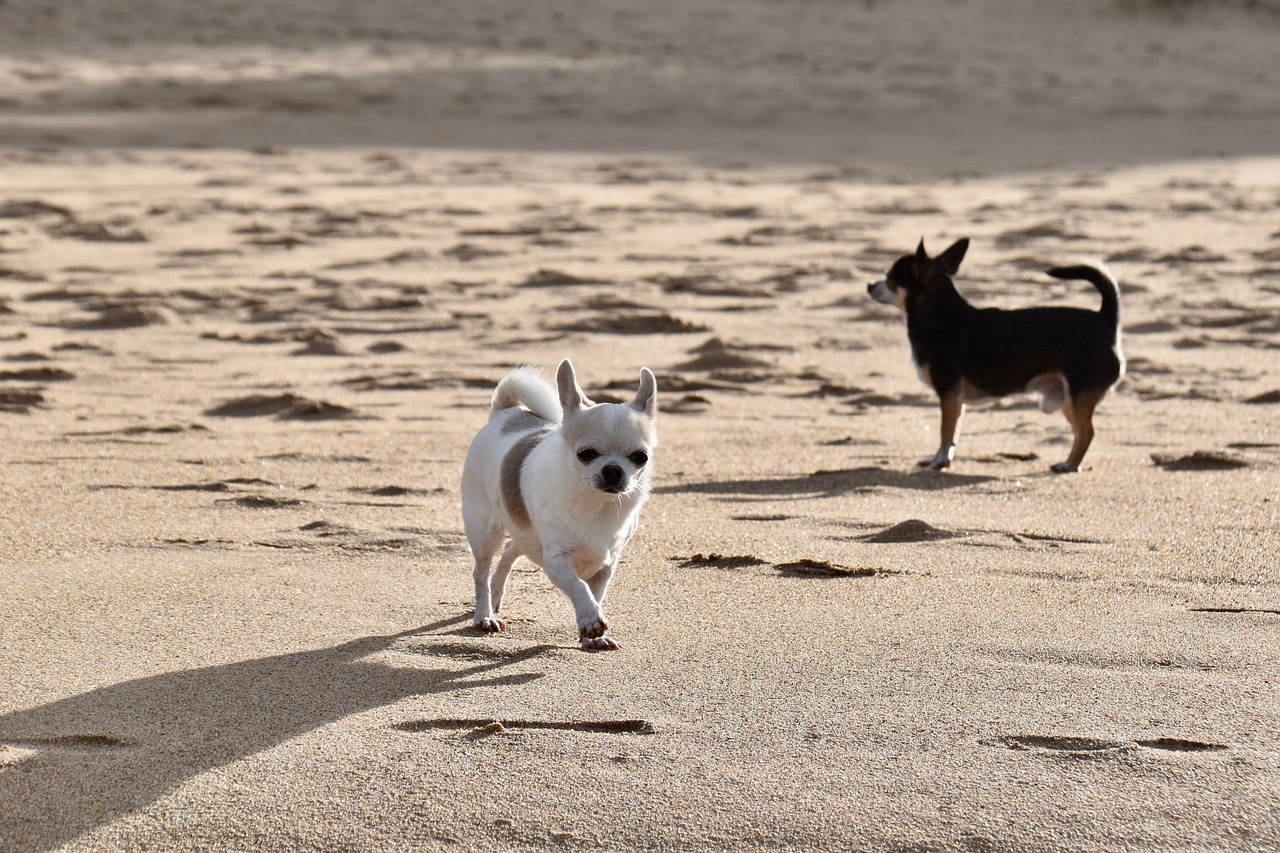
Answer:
[
  {"left": 490, "top": 540, "right": 520, "bottom": 615},
  {"left": 466, "top": 523, "right": 505, "bottom": 633}
]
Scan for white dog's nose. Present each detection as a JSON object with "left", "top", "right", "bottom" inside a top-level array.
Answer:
[{"left": 601, "top": 464, "right": 624, "bottom": 488}]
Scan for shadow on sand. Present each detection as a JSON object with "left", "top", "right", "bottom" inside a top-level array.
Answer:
[
  {"left": 0, "top": 615, "right": 548, "bottom": 851},
  {"left": 658, "top": 465, "right": 996, "bottom": 499}
]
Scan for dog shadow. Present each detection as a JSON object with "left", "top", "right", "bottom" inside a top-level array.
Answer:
[
  {"left": 0, "top": 615, "right": 548, "bottom": 851},
  {"left": 658, "top": 465, "right": 996, "bottom": 499}
]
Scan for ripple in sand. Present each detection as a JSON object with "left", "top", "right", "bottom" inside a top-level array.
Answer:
[
  {"left": 519, "top": 268, "right": 608, "bottom": 288},
  {"left": 1156, "top": 245, "right": 1227, "bottom": 264},
  {"left": 661, "top": 394, "right": 712, "bottom": 414},
  {"left": 204, "top": 393, "right": 359, "bottom": 420},
  {"left": 1001, "top": 735, "right": 1131, "bottom": 756},
  {"left": 395, "top": 718, "right": 655, "bottom": 736},
  {"left": 671, "top": 553, "right": 767, "bottom": 570},
  {"left": 994, "top": 222, "right": 1089, "bottom": 248},
  {"left": 1001, "top": 734, "right": 1228, "bottom": 756},
  {"left": 774, "top": 559, "right": 897, "bottom": 578},
  {"left": 48, "top": 219, "right": 147, "bottom": 243},
  {"left": 548, "top": 310, "right": 708, "bottom": 336},
  {"left": 0, "top": 199, "right": 73, "bottom": 219},
  {"left": 53, "top": 305, "right": 167, "bottom": 330},
  {"left": 0, "top": 389, "right": 44, "bottom": 413},
  {"left": 0, "top": 366, "right": 73, "bottom": 382},
  {"left": 1150, "top": 451, "right": 1250, "bottom": 471}
]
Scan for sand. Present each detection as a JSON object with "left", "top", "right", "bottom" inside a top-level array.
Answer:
[{"left": 1, "top": 0, "right": 1278, "bottom": 850}]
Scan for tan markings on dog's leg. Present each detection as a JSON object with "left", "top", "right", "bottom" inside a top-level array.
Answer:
[
  {"left": 923, "top": 391, "right": 964, "bottom": 470},
  {"left": 1053, "top": 390, "right": 1103, "bottom": 473},
  {"left": 490, "top": 540, "right": 520, "bottom": 613},
  {"left": 499, "top": 430, "right": 550, "bottom": 529}
]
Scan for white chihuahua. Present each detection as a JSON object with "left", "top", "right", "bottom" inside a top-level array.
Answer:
[{"left": 461, "top": 359, "right": 658, "bottom": 650}]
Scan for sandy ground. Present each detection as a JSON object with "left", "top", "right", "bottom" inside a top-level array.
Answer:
[{"left": 1, "top": 1, "right": 1278, "bottom": 850}]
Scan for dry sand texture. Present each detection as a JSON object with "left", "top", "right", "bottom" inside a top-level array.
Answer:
[{"left": 1, "top": 0, "right": 1279, "bottom": 850}]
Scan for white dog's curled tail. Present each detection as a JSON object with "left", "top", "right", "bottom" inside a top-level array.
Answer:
[{"left": 490, "top": 365, "right": 563, "bottom": 423}]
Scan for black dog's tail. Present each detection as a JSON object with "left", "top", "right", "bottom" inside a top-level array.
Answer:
[{"left": 1046, "top": 264, "right": 1120, "bottom": 329}]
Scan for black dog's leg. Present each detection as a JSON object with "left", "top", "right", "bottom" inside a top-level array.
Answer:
[
  {"left": 921, "top": 390, "right": 964, "bottom": 470},
  {"left": 1053, "top": 390, "right": 1103, "bottom": 473}
]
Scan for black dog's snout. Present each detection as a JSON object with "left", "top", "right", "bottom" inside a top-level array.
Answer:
[
  {"left": 601, "top": 464, "right": 624, "bottom": 486},
  {"left": 867, "top": 282, "right": 877, "bottom": 294}
]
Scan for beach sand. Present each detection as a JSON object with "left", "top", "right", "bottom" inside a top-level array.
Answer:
[{"left": 1, "top": 0, "right": 1278, "bottom": 849}]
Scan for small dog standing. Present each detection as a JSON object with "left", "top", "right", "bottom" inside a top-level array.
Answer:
[
  {"left": 461, "top": 359, "right": 657, "bottom": 650},
  {"left": 867, "top": 238, "right": 1124, "bottom": 473}
]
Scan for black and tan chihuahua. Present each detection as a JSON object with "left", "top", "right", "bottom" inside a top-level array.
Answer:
[{"left": 868, "top": 238, "right": 1124, "bottom": 473}]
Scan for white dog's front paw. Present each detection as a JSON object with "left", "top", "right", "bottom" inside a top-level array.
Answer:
[
  {"left": 580, "top": 635, "right": 620, "bottom": 651},
  {"left": 577, "top": 615, "right": 609, "bottom": 641},
  {"left": 474, "top": 615, "right": 506, "bottom": 633}
]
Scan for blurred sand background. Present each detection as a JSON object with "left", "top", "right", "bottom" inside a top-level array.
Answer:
[{"left": 1, "top": 0, "right": 1278, "bottom": 849}]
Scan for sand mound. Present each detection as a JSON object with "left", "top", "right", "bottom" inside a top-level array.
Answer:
[{"left": 861, "top": 519, "right": 961, "bottom": 543}]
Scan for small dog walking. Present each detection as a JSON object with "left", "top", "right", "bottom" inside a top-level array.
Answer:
[
  {"left": 867, "top": 238, "right": 1124, "bottom": 473},
  {"left": 461, "top": 360, "right": 658, "bottom": 650}
]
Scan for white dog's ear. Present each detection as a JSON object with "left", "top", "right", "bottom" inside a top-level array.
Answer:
[
  {"left": 631, "top": 367, "right": 657, "bottom": 418},
  {"left": 557, "top": 358, "right": 589, "bottom": 416}
]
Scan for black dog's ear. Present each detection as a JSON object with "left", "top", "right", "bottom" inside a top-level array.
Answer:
[
  {"left": 914, "top": 238, "right": 930, "bottom": 272},
  {"left": 938, "top": 238, "right": 969, "bottom": 274}
]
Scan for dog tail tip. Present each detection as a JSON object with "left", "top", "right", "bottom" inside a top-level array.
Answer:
[{"left": 490, "top": 365, "right": 562, "bottom": 422}]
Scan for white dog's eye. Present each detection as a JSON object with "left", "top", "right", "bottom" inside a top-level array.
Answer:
[
  {"left": 628, "top": 451, "right": 648, "bottom": 467},
  {"left": 576, "top": 448, "right": 601, "bottom": 464}
]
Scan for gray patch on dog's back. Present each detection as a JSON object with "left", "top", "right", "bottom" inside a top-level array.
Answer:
[
  {"left": 501, "top": 409, "right": 551, "bottom": 434},
  {"left": 501, "top": 430, "right": 551, "bottom": 529}
]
